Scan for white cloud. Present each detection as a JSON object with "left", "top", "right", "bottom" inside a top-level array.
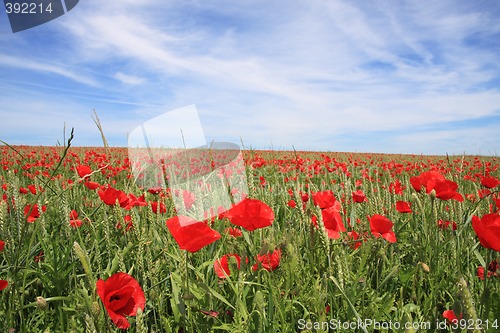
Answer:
[{"left": 114, "top": 72, "right": 145, "bottom": 85}]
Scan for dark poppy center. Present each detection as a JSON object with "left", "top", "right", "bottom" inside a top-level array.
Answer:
[
  {"left": 110, "top": 294, "right": 121, "bottom": 302},
  {"left": 106, "top": 285, "right": 135, "bottom": 312}
]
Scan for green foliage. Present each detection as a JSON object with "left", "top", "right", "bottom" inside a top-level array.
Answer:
[{"left": 0, "top": 144, "right": 499, "bottom": 332}]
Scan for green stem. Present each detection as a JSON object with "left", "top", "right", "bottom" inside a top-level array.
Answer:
[
  {"left": 184, "top": 251, "right": 195, "bottom": 333},
  {"left": 480, "top": 249, "right": 492, "bottom": 319},
  {"left": 184, "top": 251, "right": 190, "bottom": 297}
]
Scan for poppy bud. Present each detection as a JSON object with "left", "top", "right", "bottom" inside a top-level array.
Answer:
[
  {"left": 429, "top": 189, "right": 436, "bottom": 200},
  {"left": 253, "top": 290, "right": 265, "bottom": 309},
  {"left": 36, "top": 296, "right": 48, "bottom": 310},
  {"left": 418, "top": 262, "right": 430, "bottom": 273},
  {"left": 0, "top": 280, "right": 8, "bottom": 292},
  {"left": 182, "top": 293, "right": 195, "bottom": 300},
  {"left": 259, "top": 243, "right": 270, "bottom": 256}
]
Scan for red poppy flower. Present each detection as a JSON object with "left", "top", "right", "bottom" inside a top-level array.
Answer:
[
  {"left": 410, "top": 171, "right": 444, "bottom": 193},
  {"left": 166, "top": 216, "right": 221, "bottom": 253},
  {"left": 84, "top": 181, "right": 100, "bottom": 190},
  {"left": 116, "top": 215, "right": 133, "bottom": 231},
  {"left": 223, "top": 198, "right": 274, "bottom": 231},
  {"left": 28, "top": 184, "right": 37, "bottom": 194},
  {"left": 369, "top": 214, "right": 396, "bottom": 243},
  {"left": 252, "top": 248, "right": 281, "bottom": 272},
  {"left": 433, "top": 179, "right": 464, "bottom": 201},
  {"left": 24, "top": 204, "right": 46, "bottom": 223},
  {"left": 410, "top": 171, "right": 463, "bottom": 201},
  {"left": 347, "top": 231, "right": 362, "bottom": 249},
  {"left": 396, "top": 201, "right": 412, "bottom": 213},
  {"left": 488, "top": 259, "right": 500, "bottom": 272},
  {"left": 19, "top": 186, "right": 33, "bottom": 194},
  {"left": 477, "top": 266, "right": 487, "bottom": 280},
  {"left": 442, "top": 309, "right": 462, "bottom": 324},
  {"left": 478, "top": 189, "right": 491, "bottom": 199},
  {"left": 151, "top": 201, "right": 166, "bottom": 214},
  {"left": 96, "top": 272, "right": 146, "bottom": 330},
  {"left": 481, "top": 175, "right": 500, "bottom": 189},
  {"left": 311, "top": 215, "right": 319, "bottom": 228},
  {"left": 147, "top": 187, "right": 162, "bottom": 195},
  {"left": 389, "top": 179, "right": 404, "bottom": 195},
  {"left": 69, "top": 210, "right": 82, "bottom": 228},
  {"left": 0, "top": 240, "right": 4, "bottom": 251},
  {"left": 200, "top": 309, "right": 219, "bottom": 318},
  {"left": 34, "top": 251, "right": 44, "bottom": 263},
  {"left": 125, "top": 194, "right": 147, "bottom": 209},
  {"left": 182, "top": 190, "right": 196, "bottom": 210},
  {"left": 321, "top": 206, "right": 346, "bottom": 239},
  {"left": 494, "top": 196, "right": 500, "bottom": 213},
  {"left": 69, "top": 219, "right": 82, "bottom": 228},
  {"left": 471, "top": 213, "right": 500, "bottom": 251},
  {"left": 0, "top": 280, "right": 8, "bottom": 291},
  {"left": 98, "top": 186, "right": 130, "bottom": 208},
  {"left": 214, "top": 254, "right": 242, "bottom": 279},
  {"left": 225, "top": 227, "right": 243, "bottom": 238},
  {"left": 76, "top": 165, "right": 92, "bottom": 179},
  {"left": 69, "top": 210, "right": 78, "bottom": 220},
  {"left": 287, "top": 199, "right": 297, "bottom": 208},
  {"left": 312, "top": 190, "right": 336, "bottom": 209},
  {"left": 437, "top": 219, "right": 457, "bottom": 231},
  {"left": 476, "top": 261, "right": 499, "bottom": 280},
  {"left": 352, "top": 189, "right": 367, "bottom": 203}
]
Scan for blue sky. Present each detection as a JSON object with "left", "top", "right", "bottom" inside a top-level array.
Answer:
[{"left": 0, "top": 0, "right": 499, "bottom": 155}]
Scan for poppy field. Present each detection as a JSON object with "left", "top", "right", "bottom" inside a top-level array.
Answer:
[{"left": 0, "top": 138, "right": 499, "bottom": 332}]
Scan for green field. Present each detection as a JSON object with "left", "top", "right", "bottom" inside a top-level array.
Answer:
[{"left": 0, "top": 142, "right": 499, "bottom": 332}]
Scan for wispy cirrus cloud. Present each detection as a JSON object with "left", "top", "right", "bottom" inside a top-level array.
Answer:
[
  {"left": 0, "top": 54, "right": 99, "bottom": 86},
  {"left": 114, "top": 72, "right": 146, "bottom": 86}
]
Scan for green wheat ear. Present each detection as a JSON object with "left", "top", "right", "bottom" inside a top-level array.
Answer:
[
  {"left": 457, "top": 276, "right": 481, "bottom": 333},
  {"left": 0, "top": 201, "right": 6, "bottom": 239},
  {"left": 135, "top": 308, "right": 148, "bottom": 333},
  {"left": 73, "top": 241, "right": 96, "bottom": 288}
]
